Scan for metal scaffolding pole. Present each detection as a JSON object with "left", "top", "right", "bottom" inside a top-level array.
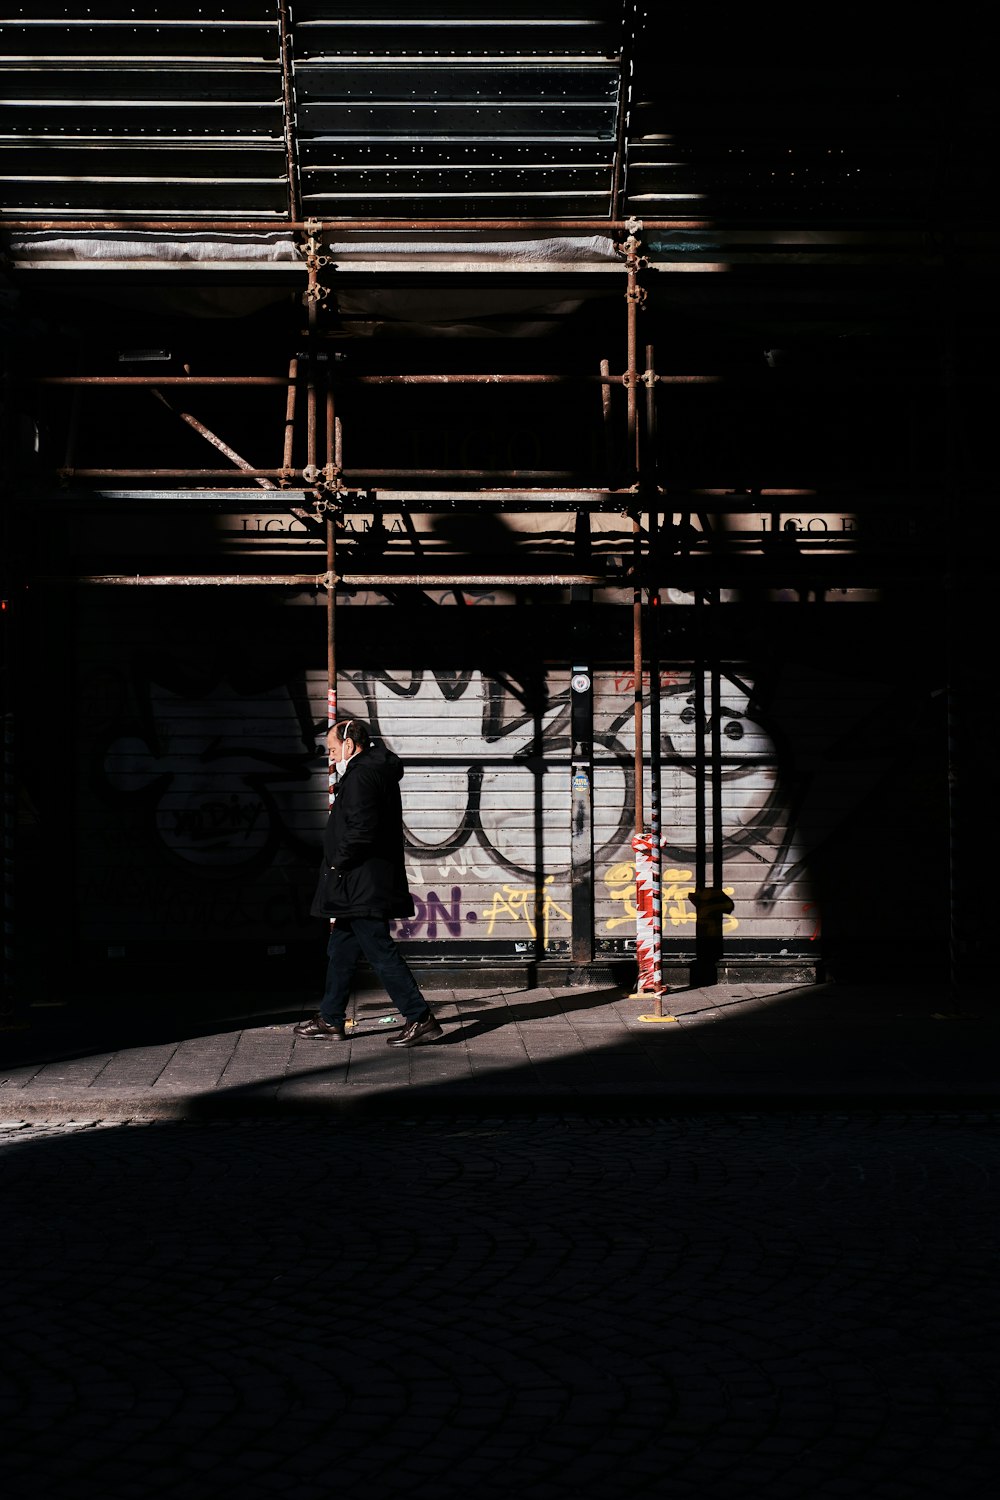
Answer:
[
  {"left": 57, "top": 468, "right": 607, "bottom": 482},
  {"left": 325, "top": 375, "right": 340, "bottom": 771},
  {"left": 36, "top": 374, "right": 720, "bottom": 388},
  {"left": 326, "top": 514, "right": 337, "bottom": 794},
  {"left": 642, "top": 341, "right": 668, "bottom": 1014},
  {"left": 19, "top": 229, "right": 669, "bottom": 997},
  {"left": 3, "top": 218, "right": 710, "bottom": 233},
  {"left": 693, "top": 592, "right": 708, "bottom": 982},
  {"left": 68, "top": 573, "right": 609, "bottom": 588},
  {"left": 621, "top": 231, "right": 658, "bottom": 999},
  {"left": 150, "top": 388, "right": 276, "bottom": 490}
]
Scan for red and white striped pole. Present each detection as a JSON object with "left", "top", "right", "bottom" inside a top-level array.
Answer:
[{"left": 631, "top": 829, "right": 667, "bottom": 998}]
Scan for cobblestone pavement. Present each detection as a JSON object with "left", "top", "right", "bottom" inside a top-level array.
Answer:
[{"left": 2, "top": 1110, "right": 998, "bottom": 1498}]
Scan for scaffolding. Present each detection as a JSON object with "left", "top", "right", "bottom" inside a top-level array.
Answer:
[{"left": 13, "top": 223, "right": 717, "bottom": 997}]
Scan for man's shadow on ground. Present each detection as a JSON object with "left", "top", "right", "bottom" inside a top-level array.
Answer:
[
  {"left": 1, "top": 985, "right": 628, "bottom": 1068},
  {"left": 354, "top": 986, "right": 627, "bottom": 1043}
]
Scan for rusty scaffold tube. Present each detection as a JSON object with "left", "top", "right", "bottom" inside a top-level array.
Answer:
[
  {"left": 325, "top": 377, "right": 339, "bottom": 784},
  {"left": 625, "top": 231, "right": 644, "bottom": 834},
  {"left": 2, "top": 218, "right": 709, "bottom": 233},
  {"left": 58, "top": 468, "right": 605, "bottom": 481},
  {"left": 70, "top": 572, "right": 609, "bottom": 588},
  {"left": 38, "top": 376, "right": 297, "bottom": 386},
  {"left": 645, "top": 343, "right": 666, "bottom": 1010},
  {"left": 351, "top": 374, "right": 622, "bottom": 385},
  {"left": 282, "top": 358, "right": 298, "bottom": 472},
  {"left": 150, "top": 388, "right": 276, "bottom": 490},
  {"left": 34, "top": 374, "right": 722, "bottom": 388}
]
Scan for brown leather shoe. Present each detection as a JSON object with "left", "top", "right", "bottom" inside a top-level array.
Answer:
[
  {"left": 386, "top": 1011, "right": 443, "bottom": 1047},
  {"left": 293, "top": 1014, "right": 347, "bottom": 1040}
]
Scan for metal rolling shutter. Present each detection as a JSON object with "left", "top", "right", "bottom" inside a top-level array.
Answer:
[
  {"left": 336, "top": 665, "right": 573, "bottom": 953},
  {"left": 593, "top": 667, "right": 817, "bottom": 957}
]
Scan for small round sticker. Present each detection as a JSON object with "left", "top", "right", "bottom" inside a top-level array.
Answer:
[{"left": 572, "top": 673, "right": 591, "bottom": 693}]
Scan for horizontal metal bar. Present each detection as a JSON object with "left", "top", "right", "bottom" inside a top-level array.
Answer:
[
  {"left": 346, "top": 469, "right": 598, "bottom": 480},
  {"left": 59, "top": 468, "right": 602, "bottom": 480},
  {"left": 54, "top": 485, "right": 930, "bottom": 509},
  {"left": 367, "top": 488, "right": 631, "bottom": 500},
  {"left": 351, "top": 374, "right": 722, "bottom": 386},
  {"left": 2, "top": 217, "right": 707, "bottom": 232},
  {"left": 39, "top": 492, "right": 864, "bottom": 515},
  {"left": 82, "top": 487, "right": 627, "bottom": 500},
  {"left": 38, "top": 374, "right": 627, "bottom": 388},
  {"left": 61, "top": 468, "right": 295, "bottom": 478},
  {"left": 39, "top": 376, "right": 294, "bottom": 386},
  {"left": 66, "top": 572, "right": 610, "bottom": 587},
  {"left": 351, "top": 373, "right": 620, "bottom": 385}
]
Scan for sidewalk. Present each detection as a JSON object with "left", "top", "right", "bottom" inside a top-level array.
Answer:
[{"left": 2, "top": 977, "right": 997, "bottom": 1119}]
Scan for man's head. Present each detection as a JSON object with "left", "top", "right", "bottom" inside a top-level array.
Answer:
[{"left": 328, "top": 717, "right": 371, "bottom": 767}]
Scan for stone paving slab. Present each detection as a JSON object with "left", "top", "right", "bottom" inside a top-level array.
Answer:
[{"left": 1, "top": 980, "right": 998, "bottom": 1121}]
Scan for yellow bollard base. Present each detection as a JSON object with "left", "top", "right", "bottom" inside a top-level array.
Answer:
[{"left": 638, "top": 1014, "right": 678, "bottom": 1023}]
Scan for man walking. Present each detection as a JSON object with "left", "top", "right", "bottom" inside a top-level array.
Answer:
[{"left": 294, "top": 718, "right": 443, "bottom": 1047}]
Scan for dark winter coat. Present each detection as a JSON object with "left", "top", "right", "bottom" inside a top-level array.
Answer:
[{"left": 311, "top": 745, "right": 415, "bottom": 921}]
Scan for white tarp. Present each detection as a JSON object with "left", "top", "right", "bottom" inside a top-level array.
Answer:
[
  {"left": 4, "top": 231, "right": 618, "bottom": 269},
  {"left": 3, "top": 232, "right": 622, "bottom": 331}
]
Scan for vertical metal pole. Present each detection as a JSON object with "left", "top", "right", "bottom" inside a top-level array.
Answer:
[
  {"left": 570, "top": 512, "right": 594, "bottom": 973},
  {"left": 690, "top": 588, "right": 730, "bottom": 985},
  {"left": 326, "top": 518, "right": 337, "bottom": 786},
  {"left": 626, "top": 238, "right": 643, "bottom": 832},
  {"left": 693, "top": 591, "right": 707, "bottom": 953},
  {"left": 283, "top": 356, "right": 298, "bottom": 472},
  {"left": 3, "top": 340, "right": 19, "bottom": 1020},
  {"left": 325, "top": 373, "right": 337, "bottom": 484},
  {"left": 647, "top": 522, "right": 664, "bottom": 1008},
  {"left": 709, "top": 598, "right": 729, "bottom": 976},
  {"left": 600, "top": 357, "right": 615, "bottom": 480},
  {"left": 710, "top": 602, "right": 724, "bottom": 898},
  {"left": 632, "top": 521, "right": 644, "bottom": 837},
  {"left": 945, "top": 663, "right": 959, "bottom": 1009},
  {"left": 626, "top": 245, "right": 648, "bottom": 992},
  {"left": 306, "top": 354, "right": 317, "bottom": 476},
  {"left": 943, "top": 231, "right": 962, "bottom": 1012},
  {"left": 324, "top": 373, "right": 339, "bottom": 794},
  {"left": 645, "top": 343, "right": 665, "bottom": 1007},
  {"left": 2, "top": 710, "right": 13, "bottom": 1023},
  {"left": 532, "top": 692, "right": 545, "bottom": 979},
  {"left": 325, "top": 360, "right": 337, "bottom": 799},
  {"left": 626, "top": 257, "right": 640, "bottom": 481}
]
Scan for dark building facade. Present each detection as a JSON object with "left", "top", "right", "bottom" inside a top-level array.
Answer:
[{"left": 2, "top": 10, "right": 994, "bottom": 1009}]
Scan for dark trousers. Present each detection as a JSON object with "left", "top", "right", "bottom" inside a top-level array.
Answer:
[{"left": 320, "top": 917, "right": 428, "bottom": 1026}]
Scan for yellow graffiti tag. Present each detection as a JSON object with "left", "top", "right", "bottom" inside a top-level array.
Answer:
[
  {"left": 481, "top": 875, "right": 570, "bottom": 944},
  {"left": 603, "top": 863, "right": 739, "bottom": 932},
  {"left": 604, "top": 861, "right": 638, "bottom": 929}
]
